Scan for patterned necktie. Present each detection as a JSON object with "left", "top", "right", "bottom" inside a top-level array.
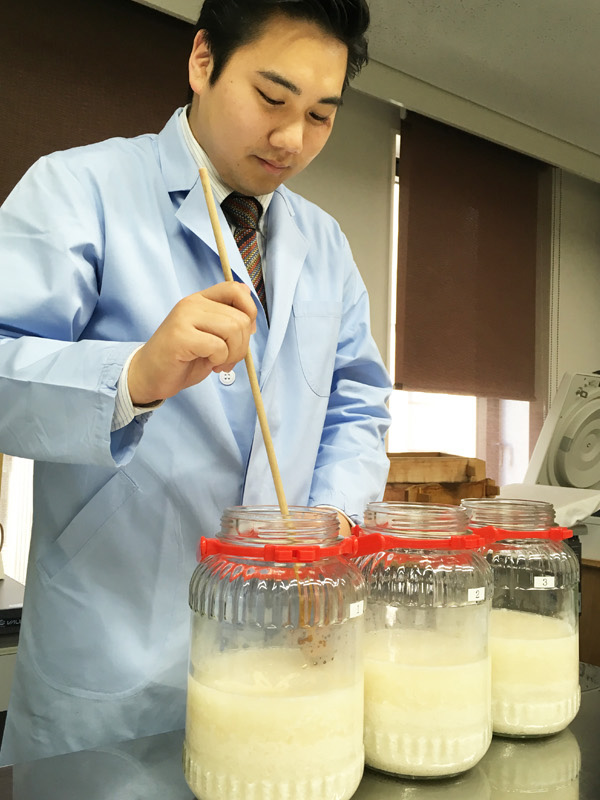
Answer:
[{"left": 221, "top": 193, "right": 267, "bottom": 316}]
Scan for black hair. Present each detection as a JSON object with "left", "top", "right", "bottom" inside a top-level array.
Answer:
[{"left": 188, "top": 0, "right": 369, "bottom": 101}]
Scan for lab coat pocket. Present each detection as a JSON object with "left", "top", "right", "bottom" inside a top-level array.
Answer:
[
  {"left": 33, "top": 469, "right": 181, "bottom": 696},
  {"left": 37, "top": 470, "right": 139, "bottom": 581},
  {"left": 292, "top": 300, "right": 343, "bottom": 397}
]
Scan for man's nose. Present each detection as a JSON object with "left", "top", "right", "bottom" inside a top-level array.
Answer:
[{"left": 270, "top": 119, "right": 303, "bottom": 154}]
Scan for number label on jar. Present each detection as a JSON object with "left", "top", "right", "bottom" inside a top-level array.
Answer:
[
  {"left": 349, "top": 600, "right": 364, "bottom": 619},
  {"left": 534, "top": 576, "right": 556, "bottom": 589},
  {"left": 468, "top": 587, "right": 486, "bottom": 602}
]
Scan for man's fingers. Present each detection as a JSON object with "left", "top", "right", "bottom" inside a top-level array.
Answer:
[
  {"left": 199, "top": 281, "right": 258, "bottom": 322},
  {"left": 128, "top": 282, "right": 257, "bottom": 404}
]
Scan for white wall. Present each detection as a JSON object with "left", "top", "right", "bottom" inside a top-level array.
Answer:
[
  {"left": 0, "top": 456, "right": 32, "bottom": 584},
  {"left": 549, "top": 171, "right": 600, "bottom": 401},
  {"left": 287, "top": 87, "right": 400, "bottom": 364}
]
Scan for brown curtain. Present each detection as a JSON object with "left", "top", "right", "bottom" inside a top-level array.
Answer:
[
  {"left": 0, "top": 0, "right": 193, "bottom": 204},
  {"left": 395, "top": 112, "right": 544, "bottom": 401}
]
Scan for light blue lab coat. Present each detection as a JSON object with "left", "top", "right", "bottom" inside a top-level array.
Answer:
[{"left": 0, "top": 109, "right": 391, "bottom": 763}]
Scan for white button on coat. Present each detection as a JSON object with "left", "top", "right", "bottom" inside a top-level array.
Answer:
[{"left": 219, "top": 370, "right": 236, "bottom": 386}]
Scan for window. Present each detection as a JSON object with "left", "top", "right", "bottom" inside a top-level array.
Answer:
[{"left": 388, "top": 129, "right": 535, "bottom": 487}]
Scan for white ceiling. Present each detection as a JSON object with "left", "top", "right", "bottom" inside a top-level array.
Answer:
[
  {"left": 135, "top": 0, "right": 600, "bottom": 165},
  {"left": 368, "top": 0, "right": 600, "bottom": 159}
]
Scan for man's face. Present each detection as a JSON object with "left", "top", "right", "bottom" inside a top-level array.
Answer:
[{"left": 188, "top": 14, "right": 348, "bottom": 196}]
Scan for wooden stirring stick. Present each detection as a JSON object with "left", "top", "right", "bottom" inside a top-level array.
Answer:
[
  {"left": 199, "top": 168, "right": 289, "bottom": 517},
  {"left": 199, "top": 169, "right": 332, "bottom": 662}
]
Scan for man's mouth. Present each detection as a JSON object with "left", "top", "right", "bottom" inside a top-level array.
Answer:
[{"left": 255, "top": 156, "right": 290, "bottom": 174}]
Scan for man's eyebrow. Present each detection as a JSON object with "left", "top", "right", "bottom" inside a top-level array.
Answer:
[{"left": 257, "top": 70, "right": 343, "bottom": 106}]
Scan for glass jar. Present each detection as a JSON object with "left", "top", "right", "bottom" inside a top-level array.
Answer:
[
  {"left": 354, "top": 502, "right": 493, "bottom": 779},
  {"left": 183, "top": 506, "right": 366, "bottom": 800},
  {"left": 461, "top": 498, "right": 580, "bottom": 737}
]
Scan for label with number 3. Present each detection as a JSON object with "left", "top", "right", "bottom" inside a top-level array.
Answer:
[{"left": 534, "top": 576, "right": 556, "bottom": 589}]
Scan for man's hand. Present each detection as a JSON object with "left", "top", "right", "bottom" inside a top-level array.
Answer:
[
  {"left": 128, "top": 282, "right": 257, "bottom": 405},
  {"left": 338, "top": 513, "right": 352, "bottom": 538}
]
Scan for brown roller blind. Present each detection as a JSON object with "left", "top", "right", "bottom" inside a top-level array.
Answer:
[
  {"left": 395, "top": 112, "right": 544, "bottom": 401},
  {"left": 0, "top": 0, "right": 193, "bottom": 205}
]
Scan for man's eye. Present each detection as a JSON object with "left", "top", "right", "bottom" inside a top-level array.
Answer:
[
  {"left": 310, "top": 112, "right": 328, "bottom": 123},
  {"left": 257, "top": 89, "right": 283, "bottom": 106}
]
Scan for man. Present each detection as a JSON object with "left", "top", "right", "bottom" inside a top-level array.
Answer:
[{"left": 0, "top": 0, "right": 391, "bottom": 763}]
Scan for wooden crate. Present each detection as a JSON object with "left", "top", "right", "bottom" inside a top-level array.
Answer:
[
  {"left": 387, "top": 452, "right": 487, "bottom": 484},
  {"left": 384, "top": 479, "right": 499, "bottom": 505},
  {"left": 385, "top": 452, "right": 499, "bottom": 506}
]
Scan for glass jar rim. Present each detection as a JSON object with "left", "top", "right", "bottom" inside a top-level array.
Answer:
[
  {"left": 222, "top": 505, "right": 340, "bottom": 537},
  {"left": 198, "top": 505, "right": 351, "bottom": 562},
  {"left": 363, "top": 501, "right": 471, "bottom": 537},
  {"left": 461, "top": 498, "right": 555, "bottom": 530}
]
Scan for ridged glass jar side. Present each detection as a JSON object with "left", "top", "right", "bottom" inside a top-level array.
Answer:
[
  {"left": 461, "top": 497, "right": 579, "bottom": 601},
  {"left": 358, "top": 501, "right": 492, "bottom": 608},
  {"left": 189, "top": 506, "right": 365, "bottom": 627},
  {"left": 487, "top": 540, "right": 579, "bottom": 603},
  {"left": 184, "top": 506, "right": 366, "bottom": 800},
  {"left": 461, "top": 498, "right": 581, "bottom": 737},
  {"left": 356, "top": 550, "right": 492, "bottom": 609},
  {"left": 189, "top": 554, "right": 366, "bottom": 628},
  {"left": 357, "top": 502, "right": 493, "bottom": 779}
]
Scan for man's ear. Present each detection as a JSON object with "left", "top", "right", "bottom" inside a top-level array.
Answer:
[{"left": 188, "top": 30, "right": 213, "bottom": 95}]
